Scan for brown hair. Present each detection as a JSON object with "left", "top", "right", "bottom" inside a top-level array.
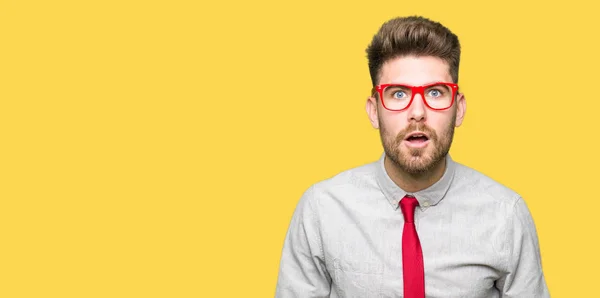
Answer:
[{"left": 366, "top": 16, "right": 461, "bottom": 86}]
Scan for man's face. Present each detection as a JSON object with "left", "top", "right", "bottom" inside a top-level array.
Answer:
[{"left": 366, "top": 56, "right": 466, "bottom": 174}]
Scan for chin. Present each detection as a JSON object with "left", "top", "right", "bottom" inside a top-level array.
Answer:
[
  {"left": 403, "top": 158, "right": 435, "bottom": 174},
  {"left": 397, "top": 149, "right": 439, "bottom": 173}
]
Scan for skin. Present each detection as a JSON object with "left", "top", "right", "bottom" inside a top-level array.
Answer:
[{"left": 366, "top": 55, "right": 466, "bottom": 193}]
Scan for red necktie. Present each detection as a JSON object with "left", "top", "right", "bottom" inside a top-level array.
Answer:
[{"left": 400, "top": 195, "right": 425, "bottom": 298}]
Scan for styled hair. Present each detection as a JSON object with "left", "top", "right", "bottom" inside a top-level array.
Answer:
[{"left": 366, "top": 16, "right": 461, "bottom": 86}]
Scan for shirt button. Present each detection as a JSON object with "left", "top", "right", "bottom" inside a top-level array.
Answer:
[{"left": 422, "top": 201, "right": 430, "bottom": 207}]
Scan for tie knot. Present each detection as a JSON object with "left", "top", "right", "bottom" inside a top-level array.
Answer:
[{"left": 400, "top": 195, "right": 419, "bottom": 223}]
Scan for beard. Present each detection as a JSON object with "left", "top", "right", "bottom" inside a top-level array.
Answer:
[{"left": 379, "top": 114, "right": 456, "bottom": 175}]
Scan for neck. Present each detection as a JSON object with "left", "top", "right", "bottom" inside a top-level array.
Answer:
[{"left": 384, "top": 155, "right": 447, "bottom": 193}]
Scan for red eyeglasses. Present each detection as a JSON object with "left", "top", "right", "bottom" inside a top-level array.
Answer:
[{"left": 373, "top": 82, "right": 459, "bottom": 111}]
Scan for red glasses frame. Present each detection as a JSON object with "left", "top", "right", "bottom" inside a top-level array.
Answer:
[{"left": 373, "top": 82, "right": 459, "bottom": 111}]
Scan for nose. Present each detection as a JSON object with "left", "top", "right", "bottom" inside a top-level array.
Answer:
[{"left": 408, "top": 92, "right": 426, "bottom": 122}]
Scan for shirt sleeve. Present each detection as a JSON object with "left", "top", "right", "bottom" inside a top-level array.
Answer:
[
  {"left": 496, "top": 197, "right": 550, "bottom": 297},
  {"left": 275, "top": 186, "right": 332, "bottom": 298}
]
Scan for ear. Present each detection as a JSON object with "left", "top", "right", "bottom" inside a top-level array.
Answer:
[
  {"left": 366, "top": 96, "right": 379, "bottom": 129},
  {"left": 454, "top": 92, "right": 466, "bottom": 127}
]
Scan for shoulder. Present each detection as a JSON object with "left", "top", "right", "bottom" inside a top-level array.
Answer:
[
  {"left": 300, "top": 159, "right": 381, "bottom": 206},
  {"left": 450, "top": 160, "right": 522, "bottom": 207},
  {"left": 316, "top": 160, "right": 379, "bottom": 189}
]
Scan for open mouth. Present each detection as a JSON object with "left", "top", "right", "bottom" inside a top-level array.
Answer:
[{"left": 404, "top": 132, "right": 430, "bottom": 148}]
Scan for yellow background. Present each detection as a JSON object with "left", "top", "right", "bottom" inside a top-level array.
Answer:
[{"left": 1, "top": 0, "right": 598, "bottom": 297}]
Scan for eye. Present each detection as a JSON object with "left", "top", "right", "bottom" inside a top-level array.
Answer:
[
  {"left": 428, "top": 89, "right": 442, "bottom": 97},
  {"left": 393, "top": 91, "right": 407, "bottom": 99}
]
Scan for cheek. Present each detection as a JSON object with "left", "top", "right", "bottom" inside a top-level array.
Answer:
[
  {"left": 379, "top": 114, "right": 406, "bottom": 136},
  {"left": 429, "top": 110, "right": 454, "bottom": 124}
]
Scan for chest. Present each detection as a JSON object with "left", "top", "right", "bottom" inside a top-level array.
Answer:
[{"left": 322, "top": 206, "right": 507, "bottom": 297}]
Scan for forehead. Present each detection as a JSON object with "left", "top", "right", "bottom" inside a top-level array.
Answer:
[{"left": 378, "top": 56, "right": 452, "bottom": 86}]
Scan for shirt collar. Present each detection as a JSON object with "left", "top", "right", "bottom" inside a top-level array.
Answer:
[{"left": 375, "top": 152, "right": 456, "bottom": 210}]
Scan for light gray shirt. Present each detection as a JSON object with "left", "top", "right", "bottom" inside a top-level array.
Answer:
[{"left": 275, "top": 153, "right": 549, "bottom": 297}]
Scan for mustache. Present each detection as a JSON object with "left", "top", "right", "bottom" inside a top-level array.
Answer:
[{"left": 395, "top": 123, "right": 437, "bottom": 143}]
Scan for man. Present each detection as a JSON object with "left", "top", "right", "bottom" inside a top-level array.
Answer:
[{"left": 275, "top": 16, "right": 549, "bottom": 298}]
